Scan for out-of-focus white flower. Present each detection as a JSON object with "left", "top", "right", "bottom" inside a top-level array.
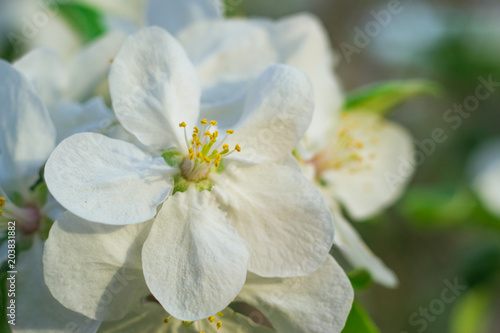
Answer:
[
  {"left": 13, "top": 31, "right": 124, "bottom": 107},
  {"left": 0, "top": 60, "right": 100, "bottom": 333},
  {"left": 43, "top": 27, "right": 335, "bottom": 322},
  {"left": 300, "top": 111, "right": 414, "bottom": 287},
  {"left": 146, "top": 0, "right": 343, "bottom": 136},
  {"left": 469, "top": 139, "right": 500, "bottom": 218}
]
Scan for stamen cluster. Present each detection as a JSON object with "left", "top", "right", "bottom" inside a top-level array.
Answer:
[{"left": 179, "top": 119, "right": 241, "bottom": 181}]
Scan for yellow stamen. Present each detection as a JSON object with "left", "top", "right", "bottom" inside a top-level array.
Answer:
[
  {"left": 204, "top": 157, "right": 211, "bottom": 164},
  {"left": 197, "top": 152, "right": 203, "bottom": 158},
  {"left": 216, "top": 321, "right": 222, "bottom": 329},
  {"left": 193, "top": 127, "right": 199, "bottom": 134},
  {"left": 201, "top": 119, "right": 208, "bottom": 125},
  {"left": 213, "top": 131, "right": 218, "bottom": 139},
  {"left": 209, "top": 120, "right": 217, "bottom": 126},
  {"left": 226, "top": 129, "right": 234, "bottom": 134},
  {"left": 163, "top": 318, "right": 169, "bottom": 324},
  {"left": 179, "top": 122, "right": 187, "bottom": 128},
  {"left": 189, "top": 153, "right": 195, "bottom": 160},
  {"left": 222, "top": 144, "right": 229, "bottom": 150},
  {"left": 214, "top": 161, "right": 220, "bottom": 167},
  {"left": 189, "top": 148, "right": 194, "bottom": 154},
  {"left": 235, "top": 144, "right": 241, "bottom": 152},
  {"left": 208, "top": 316, "right": 215, "bottom": 323},
  {"left": 0, "top": 196, "right": 5, "bottom": 207}
]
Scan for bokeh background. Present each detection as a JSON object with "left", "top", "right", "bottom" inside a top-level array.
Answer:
[{"left": 1, "top": 0, "right": 499, "bottom": 332}]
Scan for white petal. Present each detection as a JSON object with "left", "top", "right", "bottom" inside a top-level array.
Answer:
[
  {"left": 14, "top": 237, "right": 101, "bottom": 333},
  {"left": 67, "top": 31, "right": 126, "bottom": 102},
  {"left": 109, "top": 27, "right": 200, "bottom": 151},
  {"left": 43, "top": 212, "right": 152, "bottom": 321},
  {"left": 239, "top": 255, "right": 354, "bottom": 333},
  {"left": 0, "top": 60, "right": 55, "bottom": 196},
  {"left": 13, "top": 48, "right": 67, "bottom": 107},
  {"left": 210, "top": 157, "right": 334, "bottom": 277},
  {"left": 146, "top": 0, "right": 223, "bottom": 36},
  {"left": 142, "top": 187, "right": 249, "bottom": 321},
  {"left": 49, "top": 97, "right": 115, "bottom": 143},
  {"left": 322, "top": 113, "right": 415, "bottom": 220},
  {"left": 177, "top": 19, "right": 278, "bottom": 116},
  {"left": 262, "top": 13, "right": 344, "bottom": 151},
  {"left": 332, "top": 210, "right": 398, "bottom": 288},
  {"left": 225, "top": 64, "right": 315, "bottom": 164},
  {"left": 45, "top": 132, "right": 174, "bottom": 225},
  {"left": 29, "top": 16, "right": 82, "bottom": 61},
  {"left": 469, "top": 139, "right": 500, "bottom": 218}
]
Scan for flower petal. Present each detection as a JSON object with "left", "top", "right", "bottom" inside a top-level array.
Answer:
[
  {"left": 177, "top": 20, "right": 278, "bottom": 117},
  {"left": 45, "top": 132, "right": 174, "bottom": 225},
  {"left": 0, "top": 60, "right": 55, "bottom": 196},
  {"left": 13, "top": 48, "right": 67, "bottom": 107},
  {"left": 66, "top": 31, "right": 126, "bottom": 102},
  {"left": 238, "top": 255, "right": 354, "bottom": 333},
  {"left": 146, "top": 0, "right": 224, "bottom": 36},
  {"left": 271, "top": 13, "right": 344, "bottom": 152},
  {"left": 109, "top": 27, "right": 200, "bottom": 151},
  {"left": 142, "top": 187, "right": 249, "bottom": 321},
  {"left": 14, "top": 237, "right": 102, "bottom": 333},
  {"left": 43, "top": 212, "right": 152, "bottom": 321},
  {"left": 210, "top": 157, "right": 334, "bottom": 277},
  {"left": 225, "top": 64, "right": 315, "bottom": 164},
  {"left": 332, "top": 210, "right": 398, "bottom": 288},
  {"left": 49, "top": 97, "right": 115, "bottom": 143},
  {"left": 321, "top": 113, "right": 415, "bottom": 220}
]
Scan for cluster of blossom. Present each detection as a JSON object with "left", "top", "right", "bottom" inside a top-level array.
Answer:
[{"left": 0, "top": 1, "right": 417, "bottom": 332}]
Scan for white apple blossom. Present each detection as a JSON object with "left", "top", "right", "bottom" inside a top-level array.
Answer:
[
  {"left": 468, "top": 139, "right": 500, "bottom": 218},
  {"left": 96, "top": 255, "right": 353, "bottom": 333},
  {"left": 300, "top": 111, "right": 414, "bottom": 287},
  {"left": 143, "top": 0, "right": 411, "bottom": 288},
  {"left": 43, "top": 27, "right": 335, "bottom": 321}
]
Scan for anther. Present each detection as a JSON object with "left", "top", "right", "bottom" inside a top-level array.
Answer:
[
  {"left": 235, "top": 144, "right": 241, "bottom": 152},
  {"left": 0, "top": 196, "right": 5, "bottom": 207},
  {"left": 216, "top": 321, "right": 222, "bottom": 329},
  {"left": 163, "top": 318, "right": 169, "bottom": 324},
  {"left": 201, "top": 119, "right": 208, "bottom": 125},
  {"left": 208, "top": 316, "right": 215, "bottom": 323},
  {"left": 179, "top": 122, "right": 187, "bottom": 128},
  {"left": 226, "top": 129, "right": 234, "bottom": 134},
  {"left": 209, "top": 120, "right": 217, "bottom": 126},
  {"left": 222, "top": 144, "right": 229, "bottom": 150}
]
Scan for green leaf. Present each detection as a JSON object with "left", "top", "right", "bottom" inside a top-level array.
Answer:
[
  {"left": 343, "top": 80, "right": 441, "bottom": 115},
  {"left": 347, "top": 268, "right": 373, "bottom": 290},
  {"left": 399, "top": 185, "right": 476, "bottom": 229},
  {"left": 450, "top": 287, "right": 493, "bottom": 333},
  {"left": 56, "top": 2, "right": 107, "bottom": 44},
  {"left": 342, "top": 300, "right": 380, "bottom": 333}
]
